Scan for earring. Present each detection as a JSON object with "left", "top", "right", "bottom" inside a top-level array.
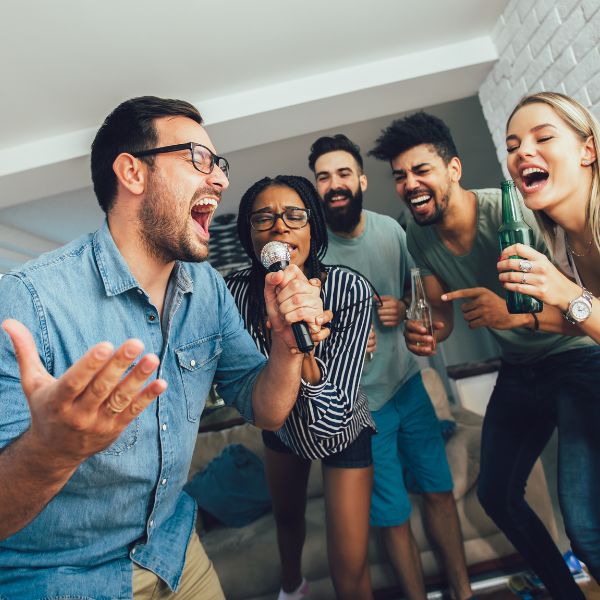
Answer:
[{"left": 582, "top": 160, "right": 590, "bottom": 166}]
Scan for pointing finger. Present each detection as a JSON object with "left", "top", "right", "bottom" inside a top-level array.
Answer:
[{"left": 441, "top": 288, "right": 484, "bottom": 302}]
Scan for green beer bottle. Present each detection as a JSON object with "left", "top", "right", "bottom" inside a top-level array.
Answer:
[{"left": 498, "top": 180, "right": 543, "bottom": 314}]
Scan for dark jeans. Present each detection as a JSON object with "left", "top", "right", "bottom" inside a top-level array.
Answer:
[{"left": 477, "top": 346, "right": 600, "bottom": 600}]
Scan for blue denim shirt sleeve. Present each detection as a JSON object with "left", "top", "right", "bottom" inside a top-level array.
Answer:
[
  {"left": 211, "top": 271, "right": 266, "bottom": 423},
  {"left": 0, "top": 273, "right": 49, "bottom": 449},
  {"left": 0, "top": 227, "right": 270, "bottom": 598}
]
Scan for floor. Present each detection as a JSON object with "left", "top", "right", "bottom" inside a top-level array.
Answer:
[
  {"left": 474, "top": 575, "right": 600, "bottom": 598},
  {"left": 425, "top": 573, "right": 600, "bottom": 599}
]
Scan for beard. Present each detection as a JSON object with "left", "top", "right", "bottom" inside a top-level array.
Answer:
[
  {"left": 322, "top": 186, "right": 363, "bottom": 233},
  {"left": 139, "top": 172, "right": 214, "bottom": 263}
]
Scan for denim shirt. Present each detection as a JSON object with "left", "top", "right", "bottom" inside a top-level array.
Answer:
[{"left": 0, "top": 221, "right": 266, "bottom": 600}]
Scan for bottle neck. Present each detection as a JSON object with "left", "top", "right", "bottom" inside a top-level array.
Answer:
[
  {"left": 410, "top": 270, "right": 427, "bottom": 303},
  {"left": 501, "top": 183, "right": 524, "bottom": 223}
]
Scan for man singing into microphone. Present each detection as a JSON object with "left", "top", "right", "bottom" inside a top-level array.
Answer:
[
  {"left": 308, "top": 135, "right": 475, "bottom": 600},
  {"left": 0, "top": 96, "right": 326, "bottom": 600}
]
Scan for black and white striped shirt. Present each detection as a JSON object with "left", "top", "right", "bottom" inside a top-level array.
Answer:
[{"left": 227, "top": 266, "right": 375, "bottom": 460}]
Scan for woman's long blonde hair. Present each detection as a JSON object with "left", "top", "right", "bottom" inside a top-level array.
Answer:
[{"left": 506, "top": 91, "right": 600, "bottom": 255}]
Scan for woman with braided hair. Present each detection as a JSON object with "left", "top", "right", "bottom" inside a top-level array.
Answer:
[{"left": 226, "top": 175, "right": 375, "bottom": 600}]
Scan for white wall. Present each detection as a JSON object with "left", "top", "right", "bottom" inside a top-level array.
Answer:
[{"left": 479, "top": 0, "right": 600, "bottom": 171}]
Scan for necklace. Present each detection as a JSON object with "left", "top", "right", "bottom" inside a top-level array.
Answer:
[{"left": 566, "top": 235, "right": 593, "bottom": 257}]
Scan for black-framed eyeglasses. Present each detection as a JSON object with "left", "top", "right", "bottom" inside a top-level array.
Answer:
[
  {"left": 131, "top": 142, "right": 229, "bottom": 178},
  {"left": 250, "top": 208, "right": 311, "bottom": 231}
]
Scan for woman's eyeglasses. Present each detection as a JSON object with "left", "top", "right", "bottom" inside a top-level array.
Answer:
[{"left": 250, "top": 208, "right": 310, "bottom": 231}]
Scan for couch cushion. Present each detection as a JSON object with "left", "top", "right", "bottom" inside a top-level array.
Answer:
[
  {"left": 185, "top": 444, "right": 271, "bottom": 527},
  {"left": 421, "top": 367, "right": 455, "bottom": 424},
  {"left": 190, "top": 424, "right": 325, "bottom": 500}
]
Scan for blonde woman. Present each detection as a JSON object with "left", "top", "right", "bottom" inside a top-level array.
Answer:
[
  {"left": 498, "top": 92, "right": 600, "bottom": 583},
  {"left": 498, "top": 92, "right": 600, "bottom": 341}
]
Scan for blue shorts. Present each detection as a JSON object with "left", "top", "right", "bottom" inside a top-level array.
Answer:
[{"left": 370, "top": 372, "right": 453, "bottom": 527}]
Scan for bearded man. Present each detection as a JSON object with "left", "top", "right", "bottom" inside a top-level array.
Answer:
[
  {"left": 0, "top": 96, "right": 326, "bottom": 600},
  {"left": 308, "top": 134, "right": 475, "bottom": 600}
]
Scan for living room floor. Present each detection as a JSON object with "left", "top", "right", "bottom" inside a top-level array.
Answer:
[
  {"left": 379, "top": 568, "right": 599, "bottom": 599},
  {"left": 475, "top": 575, "right": 600, "bottom": 599},
  {"left": 407, "top": 574, "right": 600, "bottom": 599}
]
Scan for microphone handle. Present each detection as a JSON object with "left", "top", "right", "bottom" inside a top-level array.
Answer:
[
  {"left": 267, "top": 261, "right": 315, "bottom": 354},
  {"left": 292, "top": 321, "right": 315, "bottom": 354}
]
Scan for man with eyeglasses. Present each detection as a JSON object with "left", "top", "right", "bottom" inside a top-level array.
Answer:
[
  {"left": 0, "top": 96, "right": 326, "bottom": 600},
  {"left": 308, "top": 134, "right": 475, "bottom": 600}
]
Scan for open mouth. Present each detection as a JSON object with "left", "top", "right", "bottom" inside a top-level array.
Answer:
[
  {"left": 408, "top": 193, "right": 432, "bottom": 208},
  {"left": 521, "top": 167, "right": 549, "bottom": 192},
  {"left": 325, "top": 189, "right": 352, "bottom": 208},
  {"left": 191, "top": 198, "right": 218, "bottom": 238},
  {"left": 327, "top": 194, "right": 350, "bottom": 208}
]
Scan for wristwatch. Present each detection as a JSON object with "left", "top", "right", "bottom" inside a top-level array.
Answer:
[{"left": 563, "top": 287, "right": 594, "bottom": 324}]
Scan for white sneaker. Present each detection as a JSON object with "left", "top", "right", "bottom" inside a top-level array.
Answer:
[{"left": 277, "top": 578, "right": 309, "bottom": 600}]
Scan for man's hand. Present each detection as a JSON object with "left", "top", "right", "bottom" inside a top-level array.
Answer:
[
  {"left": 263, "top": 265, "right": 325, "bottom": 352},
  {"left": 441, "top": 287, "right": 525, "bottom": 330},
  {"left": 2, "top": 319, "right": 167, "bottom": 466},
  {"left": 377, "top": 295, "right": 406, "bottom": 327},
  {"left": 404, "top": 319, "right": 444, "bottom": 355},
  {"left": 366, "top": 326, "right": 377, "bottom": 355}
]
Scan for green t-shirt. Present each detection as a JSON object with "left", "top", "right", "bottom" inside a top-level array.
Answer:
[
  {"left": 324, "top": 210, "right": 419, "bottom": 411},
  {"left": 406, "top": 188, "right": 593, "bottom": 364}
]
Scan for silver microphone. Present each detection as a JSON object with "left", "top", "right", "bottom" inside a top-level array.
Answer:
[
  {"left": 260, "top": 241, "right": 290, "bottom": 272},
  {"left": 260, "top": 241, "right": 314, "bottom": 353}
]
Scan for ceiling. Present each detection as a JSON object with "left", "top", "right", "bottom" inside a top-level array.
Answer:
[{"left": 0, "top": 0, "right": 509, "bottom": 271}]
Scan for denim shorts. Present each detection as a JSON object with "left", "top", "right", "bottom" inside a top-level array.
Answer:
[
  {"left": 262, "top": 427, "right": 373, "bottom": 468},
  {"left": 370, "top": 372, "right": 453, "bottom": 527}
]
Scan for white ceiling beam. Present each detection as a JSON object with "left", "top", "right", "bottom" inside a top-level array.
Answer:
[
  {"left": 0, "top": 223, "right": 60, "bottom": 256},
  {"left": 0, "top": 36, "right": 497, "bottom": 210},
  {"left": 201, "top": 36, "right": 497, "bottom": 130},
  {"left": 0, "top": 247, "right": 36, "bottom": 267}
]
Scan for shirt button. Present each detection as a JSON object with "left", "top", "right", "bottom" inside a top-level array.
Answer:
[
  {"left": 149, "top": 520, "right": 154, "bottom": 528},
  {"left": 148, "top": 314, "right": 156, "bottom": 322},
  {"left": 131, "top": 548, "right": 136, "bottom": 555},
  {"left": 137, "top": 289, "right": 143, "bottom": 295},
  {"left": 162, "top": 423, "right": 167, "bottom": 431},
  {"left": 190, "top": 359, "right": 196, "bottom": 367},
  {"left": 161, "top": 478, "right": 167, "bottom": 485}
]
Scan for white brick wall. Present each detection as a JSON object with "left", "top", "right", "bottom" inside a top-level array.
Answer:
[{"left": 479, "top": 0, "right": 600, "bottom": 171}]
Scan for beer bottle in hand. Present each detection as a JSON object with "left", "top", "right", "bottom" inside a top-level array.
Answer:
[
  {"left": 408, "top": 267, "right": 436, "bottom": 351},
  {"left": 498, "top": 180, "right": 543, "bottom": 314}
]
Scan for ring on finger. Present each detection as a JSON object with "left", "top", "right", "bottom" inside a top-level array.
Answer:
[
  {"left": 519, "top": 259, "right": 533, "bottom": 273},
  {"left": 520, "top": 273, "right": 527, "bottom": 285},
  {"left": 106, "top": 403, "right": 125, "bottom": 415}
]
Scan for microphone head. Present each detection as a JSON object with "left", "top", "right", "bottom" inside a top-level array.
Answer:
[{"left": 260, "top": 241, "right": 290, "bottom": 269}]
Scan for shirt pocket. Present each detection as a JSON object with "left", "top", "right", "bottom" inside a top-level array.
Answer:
[{"left": 175, "top": 334, "right": 222, "bottom": 422}]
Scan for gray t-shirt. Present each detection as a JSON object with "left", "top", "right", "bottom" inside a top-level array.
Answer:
[
  {"left": 406, "top": 188, "right": 593, "bottom": 364},
  {"left": 324, "top": 210, "right": 419, "bottom": 411}
]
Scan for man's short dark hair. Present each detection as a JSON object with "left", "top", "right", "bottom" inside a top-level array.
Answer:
[
  {"left": 369, "top": 112, "right": 459, "bottom": 165},
  {"left": 308, "top": 134, "right": 363, "bottom": 173},
  {"left": 90, "top": 96, "right": 203, "bottom": 213}
]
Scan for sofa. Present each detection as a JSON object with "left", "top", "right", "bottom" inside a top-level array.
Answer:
[{"left": 188, "top": 368, "right": 558, "bottom": 600}]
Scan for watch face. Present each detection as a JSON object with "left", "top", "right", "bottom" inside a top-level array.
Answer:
[{"left": 572, "top": 299, "right": 591, "bottom": 321}]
